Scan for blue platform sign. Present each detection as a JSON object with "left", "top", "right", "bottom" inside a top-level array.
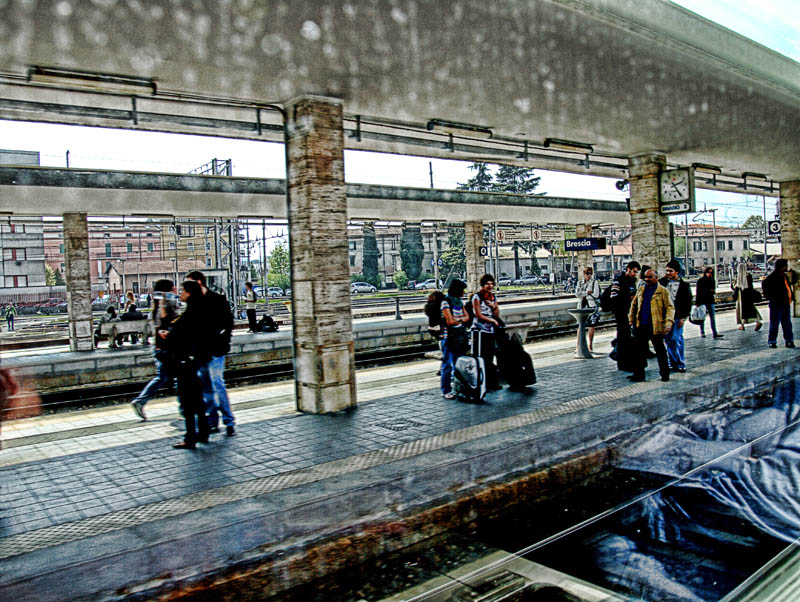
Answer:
[{"left": 565, "top": 237, "right": 607, "bottom": 251}]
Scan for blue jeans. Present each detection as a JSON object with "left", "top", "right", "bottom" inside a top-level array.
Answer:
[
  {"left": 198, "top": 355, "right": 235, "bottom": 428},
  {"left": 133, "top": 356, "right": 173, "bottom": 406},
  {"left": 6, "top": 316, "right": 13, "bottom": 331},
  {"left": 698, "top": 303, "right": 718, "bottom": 336},
  {"left": 440, "top": 337, "right": 456, "bottom": 394},
  {"left": 768, "top": 304, "right": 794, "bottom": 345},
  {"left": 664, "top": 320, "right": 685, "bottom": 370}
]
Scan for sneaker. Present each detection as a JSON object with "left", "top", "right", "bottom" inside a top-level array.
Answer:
[
  {"left": 713, "top": 334, "right": 724, "bottom": 339},
  {"left": 226, "top": 425, "right": 236, "bottom": 436},
  {"left": 700, "top": 334, "right": 707, "bottom": 338},
  {"left": 172, "top": 441, "right": 196, "bottom": 450},
  {"left": 675, "top": 367, "right": 686, "bottom": 373},
  {"left": 131, "top": 400, "right": 147, "bottom": 421},
  {"left": 208, "top": 426, "right": 221, "bottom": 434},
  {"left": 769, "top": 342, "right": 778, "bottom": 348},
  {"left": 443, "top": 392, "right": 456, "bottom": 399},
  {"left": 787, "top": 342, "right": 796, "bottom": 349}
]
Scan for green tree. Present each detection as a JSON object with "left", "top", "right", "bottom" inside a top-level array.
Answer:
[
  {"left": 361, "top": 222, "right": 380, "bottom": 286},
  {"left": 393, "top": 270, "right": 408, "bottom": 290},
  {"left": 440, "top": 227, "right": 466, "bottom": 282},
  {"left": 457, "top": 162, "right": 494, "bottom": 191},
  {"left": 45, "top": 263, "right": 56, "bottom": 286},
  {"left": 742, "top": 215, "right": 765, "bottom": 231},
  {"left": 266, "top": 241, "right": 291, "bottom": 290},
  {"left": 400, "top": 226, "right": 425, "bottom": 281},
  {"left": 492, "top": 165, "right": 541, "bottom": 195},
  {"left": 54, "top": 269, "right": 65, "bottom": 286}
]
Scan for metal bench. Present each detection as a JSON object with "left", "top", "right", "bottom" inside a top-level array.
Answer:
[{"left": 98, "top": 320, "right": 152, "bottom": 347}]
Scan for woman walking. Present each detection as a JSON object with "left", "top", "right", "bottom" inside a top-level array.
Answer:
[
  {"left": 695, "top": 267, "right": 723, "bottom": 338},
  {"left": 575, "top": 266, "right": 601, "bottom": 352},
  {"left": 732, "top": 263, "right": 763, "bottom": 331},
  {"left": 130, "top": 279, "right": 178, "bottom": 420},
  {"left": 166, "top": 279, "right": 210, "bottom": 449},
  {"left": 440, "top": 280, "right": 469, "bottom": 399}
]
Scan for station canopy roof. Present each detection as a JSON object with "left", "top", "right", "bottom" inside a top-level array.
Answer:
[{"left": 0, "top": 0, "right": 798, "bottom": 192}]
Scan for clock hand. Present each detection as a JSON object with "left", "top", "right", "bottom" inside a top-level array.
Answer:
[{"left": 671, "top": 182, "right": 682, "bottom": 194}]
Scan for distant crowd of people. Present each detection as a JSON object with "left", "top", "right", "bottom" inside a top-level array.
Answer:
[
  {"left": 605, "top": 258, "right": 794, "bottom": 383},
  {"left": 426, "top": 258, "right": 796, "bottom": 392}
]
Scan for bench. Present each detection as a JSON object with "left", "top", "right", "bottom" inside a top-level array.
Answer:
[{"left": 98, "top": 320, "right": 152, "bottom": 347}]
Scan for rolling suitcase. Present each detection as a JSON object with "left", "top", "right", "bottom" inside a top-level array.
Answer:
[
  {"left": 453, "top": 331, "right": 487, "bottom": 402},
  {"left": 496, "top": 327, "right": 536, "bottom": 390}
]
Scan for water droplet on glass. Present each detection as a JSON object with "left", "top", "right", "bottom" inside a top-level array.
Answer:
[{"left": 300, "top": 20, "right": 321, "bottom": 41}]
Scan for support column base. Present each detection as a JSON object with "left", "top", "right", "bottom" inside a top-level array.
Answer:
[{"left": 294, "top": 341, "right": 356, "bottom": 414}]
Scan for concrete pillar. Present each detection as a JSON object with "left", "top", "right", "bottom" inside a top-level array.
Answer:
[
  {"left": 628, "top": 153, "right": 671, "bottom": 272},
  {"left": 780, "top": 181, "right": 800, "bottom": 316},
  {"left": 286, "top": 95, "right": 356, "bottom": 414},
  {"left": 63, "top": 212, "right": 94, "bottom": 351},
  {"left": 464, "top": 221, "right": 484, "bottom": 293},
  {"left": 575, "top": 223, "right": 594, "bottom": 275}
]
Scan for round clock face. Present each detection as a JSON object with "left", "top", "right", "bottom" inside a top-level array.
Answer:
[{"left": 660, "top": 169, "right": 691, "bottom": 202}]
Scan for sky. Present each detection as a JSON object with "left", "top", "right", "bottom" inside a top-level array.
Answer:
[{"left": 0, "top": 0, "right": 792, "bottom": 245}]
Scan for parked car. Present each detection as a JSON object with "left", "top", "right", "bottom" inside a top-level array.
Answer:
[
  {"left": 266, "top": 287, "right": 284, "bottom": 297},
  {"left": 512, "top": 275, "right": 541, "bottom": 286},
  {"left": 497, "top": 277, "right": 512, "bottom": 286},
  {"left": 351, "top": 281, "right": 377, "bottom": 294},
  {"left": 414, "top": 279, "right": 440, "bottom": 290},
  {"left": 284, "top": 287, "right": 292, "bottom": 297}
]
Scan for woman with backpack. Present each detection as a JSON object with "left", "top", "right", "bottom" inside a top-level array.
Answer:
[{"left": 439, "top": 280, "right": 470, "bottom": 399}]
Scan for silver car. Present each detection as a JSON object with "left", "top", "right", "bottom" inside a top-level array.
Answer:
[{"left": 351, "top": 281, "right": 377, "bottom": 294}]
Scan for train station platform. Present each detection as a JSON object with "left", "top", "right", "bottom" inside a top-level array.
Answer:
[{"left": 1, "top": 308, "right": 798, "bottom": 601}]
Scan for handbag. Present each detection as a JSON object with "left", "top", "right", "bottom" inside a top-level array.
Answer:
[
  {"left": 446, "top": 326, "right": 470, "bottom": 355},
  {"left": 587, "top": 308, "right": 601, "bottom": 327},
  {"left": 689, "top": 304, "right": 707, "bottom": 325}
]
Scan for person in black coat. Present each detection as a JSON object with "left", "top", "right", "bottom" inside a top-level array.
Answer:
[
  {"left": 659, "top": 259, "right": 692, "bottom": 373},
  {"left": 762, "top": 258, "right": 796, "bottom": 348},
  {"left": 609, "top": 261, "right": 641, "bottom": 371},
  {"left": 695, "top": 266, "right": 723, "bottom": 338},
  {"left": 165, "top": 279, "right": 210, "bottom": 449}
]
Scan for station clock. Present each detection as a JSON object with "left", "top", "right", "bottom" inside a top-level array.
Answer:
[{"left": 658, "top": 167, "right": 696, "bottom": 215}]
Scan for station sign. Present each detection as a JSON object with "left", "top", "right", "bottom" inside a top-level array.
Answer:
[
  {"left": 496, "top": 228, "right": 563, "bottom": 242},
  {"left": 479, "top": 246, "right": 489, "bottom": 256},
  {"left": 660, "top": 202, "right": 692, "bottom": 215},
  {"left": 768, "top": 220, "right": 782, "bottom": 238},
  {"left": 564, "top": 237, "right": 607, "bottom": 251}
]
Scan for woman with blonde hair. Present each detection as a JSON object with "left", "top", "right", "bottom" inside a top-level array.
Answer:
[{"left": 732, "top": 263, "right": 763, "bottom": 331}]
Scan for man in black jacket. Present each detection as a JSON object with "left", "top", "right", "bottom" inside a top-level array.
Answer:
[
  {"left": 185, "top": 271, "right": 237, "bottom": 435},
  {"left": 609, "top": 260, "right": 641, "bottom": 371},
  {"left": 762, "top": 258, "right": 796, "bottom": 349},
  {"left": 660, "top": 259, "right": 693, "bottom": 373}
]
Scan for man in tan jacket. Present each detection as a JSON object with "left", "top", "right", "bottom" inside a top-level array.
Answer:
[{"left": 628, "top": 268, "right": 675, "bottom": 382}]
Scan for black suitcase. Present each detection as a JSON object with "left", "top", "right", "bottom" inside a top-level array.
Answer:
[{"left": 496, "top": 327, "right": 536, "bottom": 390}]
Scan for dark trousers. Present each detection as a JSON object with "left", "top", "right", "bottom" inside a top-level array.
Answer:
[
  {"left": 633, "top": 323, "right": 670, "bottom": 380},
  {"left": 473, "top": 330, "right": 499, "bottom": 388},
  {"left": 768, "top": 304, "right": 794, "bottom": 344},
  {"left": 615, "top": 312, "right": 635, "bottom": 372},
  {"left": 176, "top": 360, "right": 209, "bottom": 445},
  {"left": 246, "top": 308, "right": 258, "bottom": 332}
]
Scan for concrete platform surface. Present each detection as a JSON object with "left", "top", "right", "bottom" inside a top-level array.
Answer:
[{"left": 1, "top": 308, "right": 798, "bottom": 601}]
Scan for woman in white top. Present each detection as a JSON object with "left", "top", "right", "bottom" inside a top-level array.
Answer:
[{"left": 575, "top": 266, "right": 601, "bottom": 352}]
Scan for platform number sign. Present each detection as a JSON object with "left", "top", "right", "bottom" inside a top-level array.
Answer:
[{"left": 768, "top": 220, "right": 782, "bottom": 236}]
